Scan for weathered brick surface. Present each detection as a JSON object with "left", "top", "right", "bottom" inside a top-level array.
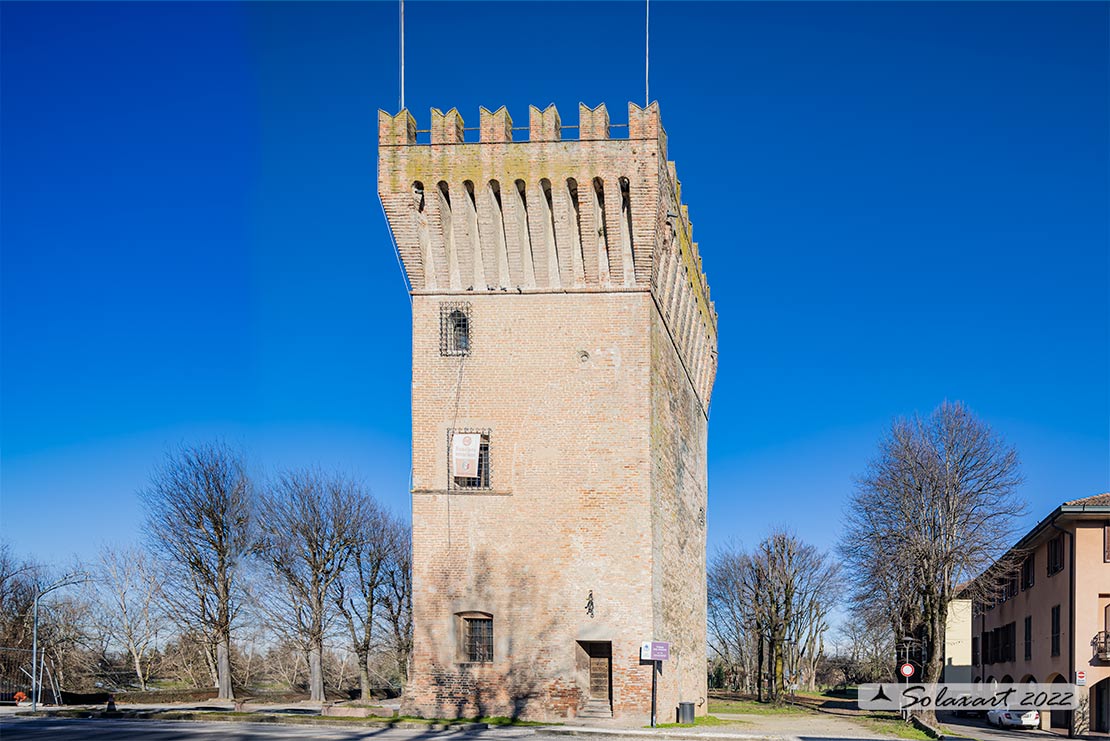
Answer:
[{"left": 378, "top": 103, "right": 717, "bottom": 722}]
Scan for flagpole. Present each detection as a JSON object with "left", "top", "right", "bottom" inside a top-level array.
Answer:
[
  {"left": 400, "top": 0, "right": 405, "bottom": 110},
  {"left": 645, "top": 0, "right": 650, "bottom": 106}
]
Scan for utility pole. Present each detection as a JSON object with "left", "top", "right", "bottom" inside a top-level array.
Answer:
[{"left": 31, "top": 573, "right": 87, "bottom": 713}]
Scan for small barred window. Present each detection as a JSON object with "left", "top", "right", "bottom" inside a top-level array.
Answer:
[
  {"left": 440, "top": 302, "right": 471, "bottom": 356},
  {"left": 465, "top": 617, "right": 493, "bottom": 662}
]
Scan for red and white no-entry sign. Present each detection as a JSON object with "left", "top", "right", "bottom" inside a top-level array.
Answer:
[{"left": 900, "top": 663, "right": 915, "bottom": 678}]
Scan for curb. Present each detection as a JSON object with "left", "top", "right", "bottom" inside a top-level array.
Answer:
[
  {"left": 911, "top": 716, "right": 944, "bottom": 740},
  {"left": 13, "top": 709, "right": 490, "bottom": 732},
  {"left": 543, "top": 728, "right": 787, "bottom": 741}
]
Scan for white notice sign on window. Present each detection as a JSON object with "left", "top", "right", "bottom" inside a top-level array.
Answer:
[{"left": 452, "top": 433, "right": 480, "bottom": 477}]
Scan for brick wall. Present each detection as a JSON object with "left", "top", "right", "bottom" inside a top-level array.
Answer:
[
  {"left": 650, "top": 304, "right": 709, "bottom": 718},
  {"left": 380, "top": 103, "right": 718, "bottom": 721}
]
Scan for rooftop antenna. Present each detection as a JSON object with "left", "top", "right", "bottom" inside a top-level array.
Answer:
[
  {"left": 399, "top": 0, "right": 405, "bottom": 110},
  {"left": 645, "top": 0, "right": 650, "bottom": 106}
]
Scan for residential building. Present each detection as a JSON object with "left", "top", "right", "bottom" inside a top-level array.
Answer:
[
  {"left": 944, "top": 599, "right": 974, "bottom": 683},
  {"left": 969, "top": 493, "right": 1110, "bottom": 735},
  {"left": 378, "top": 103, "right": 717, "bottom": 721}
]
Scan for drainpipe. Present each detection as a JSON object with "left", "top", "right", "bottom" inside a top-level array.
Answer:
[{"left": 1051, "top": 519, "right": 1076, "bottom": 737}]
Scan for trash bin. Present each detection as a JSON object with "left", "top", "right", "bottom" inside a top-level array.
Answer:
[{"left": 678, "top": 701, "right": 695, "bottom": 724}]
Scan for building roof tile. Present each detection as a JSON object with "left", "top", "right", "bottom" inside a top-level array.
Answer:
[{"left": 1063, "top": 492, "right": 1110, "bottom": 506}]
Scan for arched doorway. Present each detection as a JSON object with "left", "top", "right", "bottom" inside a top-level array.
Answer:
[
  {"left": 1048, "top": 673, "right": 1071, "bottom": 730},
  {"left": 1093, "top": 677, "right": 1110, "bottom": 734}
]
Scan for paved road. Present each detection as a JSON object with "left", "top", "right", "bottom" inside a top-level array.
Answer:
[
  {"left": 0, "top": 711, "right": 933, "bottom": 741},
  {"left": 938, "top": 711, "right": 1065, "bottom": 741},
  {"left": 0, "top": 717, "right": 545, "bottom": 741}
]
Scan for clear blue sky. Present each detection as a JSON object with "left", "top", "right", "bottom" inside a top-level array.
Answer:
[{"left": 2, "top": 1, "right": 1107, "bottom": 567}]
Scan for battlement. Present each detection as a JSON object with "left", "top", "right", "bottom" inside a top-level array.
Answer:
[
  {"left": 378, "top": 102, "right": 666, "bottom": 147},
  {"left": 378, "top": 101, "right": 718, "bottom": 410}
]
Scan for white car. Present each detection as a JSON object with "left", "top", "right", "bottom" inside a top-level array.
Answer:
[{"left": 986, "top": 709, "right": 1041, "bottom": 728}]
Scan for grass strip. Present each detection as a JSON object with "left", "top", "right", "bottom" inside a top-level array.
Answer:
[
  {"left": 707, "top": 699, "right": 812, "bottom": 716},
  {"left": 653, "top": 715, "right": 750, "bottom": 728},
  {"left": 855, "top": 712, "right": 934, "bottom": 740}
]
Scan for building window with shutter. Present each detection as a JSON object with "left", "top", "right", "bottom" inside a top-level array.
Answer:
[
  {"left": 996, "top": 622, "right": 1016, "bottom": 663},
  {"left": 1021, "top": 555, "right": 1035, "bottom": 590},
  {"left": 1024, "top": 616, "right": 1032, "bottom": 660},
  {"left": 1047, "top": 533, "right": 1066, "bottom": 575},
  {"left": 1051, "top": 605, "right": 1061, "bottom": 657}
]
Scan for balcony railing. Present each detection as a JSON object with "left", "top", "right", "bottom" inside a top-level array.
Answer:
[{"left": 1094, "top": 631, "right": 1110, "bottom": 661}]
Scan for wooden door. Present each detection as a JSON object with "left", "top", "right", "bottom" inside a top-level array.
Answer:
[{"left": 587, "top": 643, "right": 611, "bottom": 701}]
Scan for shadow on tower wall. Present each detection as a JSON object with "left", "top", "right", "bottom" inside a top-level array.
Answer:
[{"left": 410, "top": 548, "right": 576, "bottom": 721}]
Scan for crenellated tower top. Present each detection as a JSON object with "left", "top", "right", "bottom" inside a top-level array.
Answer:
[{"left": 378, "top": 101, "right": 718, "bottom": 409}]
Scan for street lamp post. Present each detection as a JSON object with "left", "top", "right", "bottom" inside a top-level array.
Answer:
[{"left": 30, "top": 573, "right": 87, "bottom": 713}]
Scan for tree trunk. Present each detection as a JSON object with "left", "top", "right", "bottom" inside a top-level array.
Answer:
[
  {"left": 926, "top": 609, "right": 946, "bottom": 683},
  {"left": 308, "top": 643, "right": 325, "bottom": 703},
  {"left": 756, "top": 634, "right": 764, "bottom": 703},
  {"left": 772, "top": 636, "right": 784, "bottom": 703},
  {"left": 130, "top": 648, "right": 147, "bottom": 691},
  {"left": 216, "top": 638, "right": 234, "bottom": 700},
  {"left": 203, "top": 642, "right": 218, "bottom": 689},
  {"left": 358, "top": 649, "right": 372, "bottom": 702}
]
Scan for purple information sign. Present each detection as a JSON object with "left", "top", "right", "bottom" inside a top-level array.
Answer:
[{"left": 650, "top": 642, "right": 670, "bottom": 661}]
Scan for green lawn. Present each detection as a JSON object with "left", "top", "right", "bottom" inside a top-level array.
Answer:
[
  {"left": 652, "top": 715, "right": 748, "bottom": 728},
  {"left": 707, "top": 699, "right": 811, "bottom": 716}
]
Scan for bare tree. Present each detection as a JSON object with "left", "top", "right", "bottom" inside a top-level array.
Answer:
[
  {"left": 37, "top": 593, "right": 97, "bottom": 694},
  {"left": 379, "top": 525, "right": 412, "bottom": 689},
  {"left": 830, "top": 618, "right": 894, "bottom": 686},
  {"left": 87, "top": 545, "right": 162, "bottom": 690},
  {"left": 0, "top": 543, "right": 41, "bottom": 649},
  {"left": 255, "top": 469, "right": 370, "bottom": 702},
  {"left": 841, "top": 401, "right": 1024, "bottom": 694},
  {"left": 160, "top": 631, "right": 216, "bottom": 689},
  {"left": 745, "top": 530, "right": 840, "bottom": 702},
  {"left": 708, "top": 533, "right": 839, "bottom": 702},
  {"left": 332, "top": 500, "right": 411, "bottom": 700},
  {"left": 708, "top": 544, "right": 757, "bottom": 693},
  {"left": 141, "top": 442, "right": 253, "bottom": 699}
]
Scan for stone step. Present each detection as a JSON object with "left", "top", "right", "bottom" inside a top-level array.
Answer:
[{"left": 577, "top": 700, "right": 613, "bottom": 719}]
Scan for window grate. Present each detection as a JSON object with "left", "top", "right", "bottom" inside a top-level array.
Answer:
[
  {"left": 448, "top": 428, "right": 491, "bottom": 490},
  {"left": 440, "top": 302, "right": 471, "bottom": 356},
  {"left": 465, "top": 617, "right": 493, "bottom": 662}
]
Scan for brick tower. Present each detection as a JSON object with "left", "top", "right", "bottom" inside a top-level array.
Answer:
[{"left": 378, "top": 102, "right": 718, "bottom": 722}]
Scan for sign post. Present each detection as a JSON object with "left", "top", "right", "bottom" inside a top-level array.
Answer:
[
  {"left": 641, "top": 641, "right": 670, "bottom": 727},
  {"left": 899, "top": 661, "right": 914, "bottom": 720}
]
